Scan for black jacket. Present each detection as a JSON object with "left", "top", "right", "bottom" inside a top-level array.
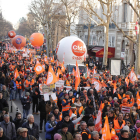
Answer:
[
  {"left": 84, "top": 106, "right": 95, "bottom": 123},
  {"left": 38, "top": 100, "right": 46, "bottom": 113},
  {"left": 21, "top": 96, "right": 32, "bottom": 110},
  {"left": 0, "top": 134, "right": 9, "bottom": 140},
  {"left": 55, "top": 120, "right": 74, "bottom": 135},
  {"left": 0, "top": 98, "right": 8, "bottom": 111},
  {"left": 13, "top": 118, "right": 25, "bottom": 131},
  {"left": 22, "top": 122, "right": 39, "bottom": 140}
]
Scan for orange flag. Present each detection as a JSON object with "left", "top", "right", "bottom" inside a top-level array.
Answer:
[
  {"left": 75, "top": 61, "right": 80, "bottom": 90},
  {"left": 14, "top": 68, "right": 19, "bottom": 79},
  {"left": 56, "top": 67, "right": 62, "bottom": 79},
  {"left": 102, "top": 81, "right": 107, "bottom": 88},
  {"left": 128, "top": 69, "right": 138, "bottom": 84},
  {"left": 36, "top": 58, "right": 40, "bottom": 64},
  {"left": 61, "top": 63, "right": 65, "bottom": 73},
  {"left": 46, "top": 65, "right": 58, "bottom": 85},
  {"left": 125, "top": 76, "right": 129, "bottom": 87},
  {"left": 92, "top": 78, "right": 102, "bottom": 92},
  {"left": 113, "top": 82, "right": 116, "bottom": 94},
  {"left": 95, "top": 103, "right": 102, "bottom": 132},
  {"left": 72, "top": 68, "right": 76, "bottom": 76},
  {"left": 34, "top": 64, "right": 45, "bottom": 75},
  {"left": 44, "top": 56, "right": 48, "bottom": 64},
  {"left": 101, "top": 116, "right": 111, "bottom": 140}
]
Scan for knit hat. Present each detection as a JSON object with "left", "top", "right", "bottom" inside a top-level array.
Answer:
[
  {"left": 26, "top": 92, "right": 30, "bottom": 96},
  {"left": 2, "top": 107, "right": 9, "bottom": 113},
  {"left": 62, "top": 123, "right": 68, "bottom": 129},
  {"left": 122, "top": 125, "right": 129, "bottom": 132},
  {"left": 70, "top": 113, "right": 77, "bottom": 120},
  {"left": 54, "top": 133, "right": 62, "bottom": 140},
  {"left": 113, "top": 97, "right": 118, "bottom": 101},
  {"left": 122, "top": 98, "right": 128, "bottom": 103},
  {"left": 63, "top": 113, "right": 69, "bottom": 118},
  {"left": 71, "top": 104, "right": 76, "bottom": 108},
  {"left": 134, "top": 103, "right": 138, "bottom": 107}
]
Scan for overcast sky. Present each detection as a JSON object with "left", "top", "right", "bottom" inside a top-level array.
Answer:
[{"left": 1, "top": 0, "right": 32, "bottom": 27}]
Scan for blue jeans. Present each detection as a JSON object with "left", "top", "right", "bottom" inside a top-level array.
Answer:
[
  {"left": 0, "top": 84, "right": 3, "bottom": 91},
  {"left": 15, "top": 89, "right": 22, "bottom": 99},
  {"left": 10, "top": 90, "right": 16, "bottom": 100},
  {"left": 23, "top": 109, "right": 30, "bottom": 119}
]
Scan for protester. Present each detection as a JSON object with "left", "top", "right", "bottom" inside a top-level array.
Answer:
[
  {"left": 17, "top": 128, "right": 37, "bottom": 140},
  {"left": 22, "top": 114, "right": 39, "bottom": 140},
  {"left": 0, "top": 114, "right": 16, "bottom": 140},
  {"left": 0, "top": 127, "right": 9, "bottom": 140}
]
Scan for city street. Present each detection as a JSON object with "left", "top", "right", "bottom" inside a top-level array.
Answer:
[{"left": 9, "top": 100, "right": 45, "bottom": 140}]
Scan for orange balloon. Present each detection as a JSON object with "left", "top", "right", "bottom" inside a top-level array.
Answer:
[
  {"left": 12, "top": 35, "right": 26, "bottom": 49},
  {"left": 30, "top": 33, "right": 44, "bottom": 47},
  {"left": 8, "top": 30, "right": 16, "bottom": 38}
]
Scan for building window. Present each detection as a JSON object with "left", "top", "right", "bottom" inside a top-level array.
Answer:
[
  {"left": 123, "top": 3, "right": 127, "bottom": 22},
  {"left": 108, "top": 35, "right": 115, "bottom": 47},
  {"left": 93, "top": 36, "right": 96, "bottom": 45},
  {"left": 85, "top": 35, "right": 88, "bottom": 44},
  {"left": 122, "top": 40, "right": 125, "bottom": 52}
]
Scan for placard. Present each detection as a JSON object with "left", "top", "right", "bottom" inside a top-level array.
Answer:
[
  {"left": 111, "top": 59, "right": 121, "bottom": 75},
  {"left": 121, "top": 106, "right": 130, "bottom": 114},
  {"left": 39, "top": 84, "right": 55, "bottom": 95}
]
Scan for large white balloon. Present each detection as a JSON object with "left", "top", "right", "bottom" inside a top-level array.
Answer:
[{"left": 56, "top": 36, "right": 87, "bottom": 64}]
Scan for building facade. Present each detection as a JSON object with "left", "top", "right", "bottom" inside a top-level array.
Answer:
[{"left": 76, "top": 0, "right": 137, "bottom": 65}]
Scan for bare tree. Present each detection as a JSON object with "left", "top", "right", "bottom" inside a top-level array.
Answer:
[
  {"left": 82, "top": 0, "right": 114, "bottom": 67},
  {"left": 60, "top": 0, "right": 80, "bottom": 36},
  {"left": 29, "top": 0, "right": 63, "bottom": 56}
]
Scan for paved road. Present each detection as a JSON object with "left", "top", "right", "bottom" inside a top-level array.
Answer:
[{"left": 8, "top": 99, "right": 45, "bottom": 140}]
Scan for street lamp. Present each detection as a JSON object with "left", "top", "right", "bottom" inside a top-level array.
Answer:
[{"left": 125, "top": 42, "right": 129, "bottom": 76}]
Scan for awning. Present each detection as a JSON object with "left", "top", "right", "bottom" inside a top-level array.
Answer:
[{"left": 92, "top": 47, "right": 115, "bottom": 58}]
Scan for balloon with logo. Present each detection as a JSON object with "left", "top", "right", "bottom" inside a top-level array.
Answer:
[
  {"left": 8, "top": 30, "right": 16, "bottom": 38},
  {"left": 12, "top": 35, "right": 26, "bottom": 49},
  {"left": 30, "top": 33, "right": 44, "bottom": 48},
  {"left": 56, "top": 36, "right": 87, "bottom": 64}
]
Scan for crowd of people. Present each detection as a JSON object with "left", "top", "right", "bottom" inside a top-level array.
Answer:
[{"left": 0, "top": 50, "right": 139, "bottom": 140}]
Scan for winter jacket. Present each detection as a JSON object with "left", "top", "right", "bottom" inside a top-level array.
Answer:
[
  {"left": 0, "top": 98, "right": 8, "bottom": 111},
  {"left": 56, "top": 120, "right": 74, "bottom": 135},
  {"left": 0, "top": 121, "right": 16, "bottom": 140},
  {"left": 17, "top": 135, "right": 37, "bottom": 140},
  {"left": 0, "top": 134, "right": 9, "bottom": 140},
  {"left": 2, "top": 90, "right": 9, "bottom": 102},
  {"left": 45, "top": 121, "right": 57, "bottom": 139},
  {"left": 22, "top": 122, "right": 39, "bottom": 140},
  {"left": 10, "top": 80, "right": 16, "bottom": 91},
  {"left": 38, "top": 100, "right": 46, "bottom": 113},
  {"left": 84, "top": 106, "right": 95, "bottom": 123},
  {"left": 13, "top": 118, "right": 25, "bottom": 131},
  {"left": 59, "top": 131, "right": 73, "bottom": 140},
  {"left": 21, "top": 96, "right": 32, "bottom": 110}
]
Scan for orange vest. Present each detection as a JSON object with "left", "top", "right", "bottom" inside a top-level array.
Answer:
[
  {"left": 30, "top": 79, "right": 34, "bottom": 86},
  {"left": 72, "top": 98, "right": 75, "bottom": 104},
  {"left": 59, "top": 112, "right": 62, "bottom": 121},
  {"left": 118, "top": 94, "right": 125, "bottom": 100},
  {"left": 136, "top": 92, "right": 140, "bottom": 109},
  {"left": 16, "top": 81, "right": 22, "bottom": 89},
  {"left": 62, "top": 99, "right": 71, "bottom": 112},
  {"left": 101, "top": 102, "right": 110, "bottom": 109},
  {"left": 79, "top": 106, "right": 83, "bottom": 115},
  {"left": 111, "top": 128, "right": 116, "bottom": 137},
  {"left": 54, "top": 97, "right": 58, "bottom": 105},
  {"left": 25, "top": 80, "right": 30, "bottom": 87},
  {"left": 66, "top": 80, "right": 71, "bottom": 86},
  {"left": 114, "top": 119, "right": 125, "bottom": 133},
  {"left": 69, "top": 109, "right": 77, "bottom": 117}
]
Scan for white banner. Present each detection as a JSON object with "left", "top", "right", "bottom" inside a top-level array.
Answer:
[
  {"left": 121, "top": 106, "right": 130, "bottom": 114},
  {"left": 111, "top": 59, "right": 121, "bottom": 75}
]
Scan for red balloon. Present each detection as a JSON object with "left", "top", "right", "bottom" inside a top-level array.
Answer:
[
  {"left": 8, "top": 30, "right": 16, "bottom": 38},
  {"left": 30, "top": 33, "right": 44, "bottom": 47},
  {"left": 12, "top": 35, "right": 26, "bottom": 49}
]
